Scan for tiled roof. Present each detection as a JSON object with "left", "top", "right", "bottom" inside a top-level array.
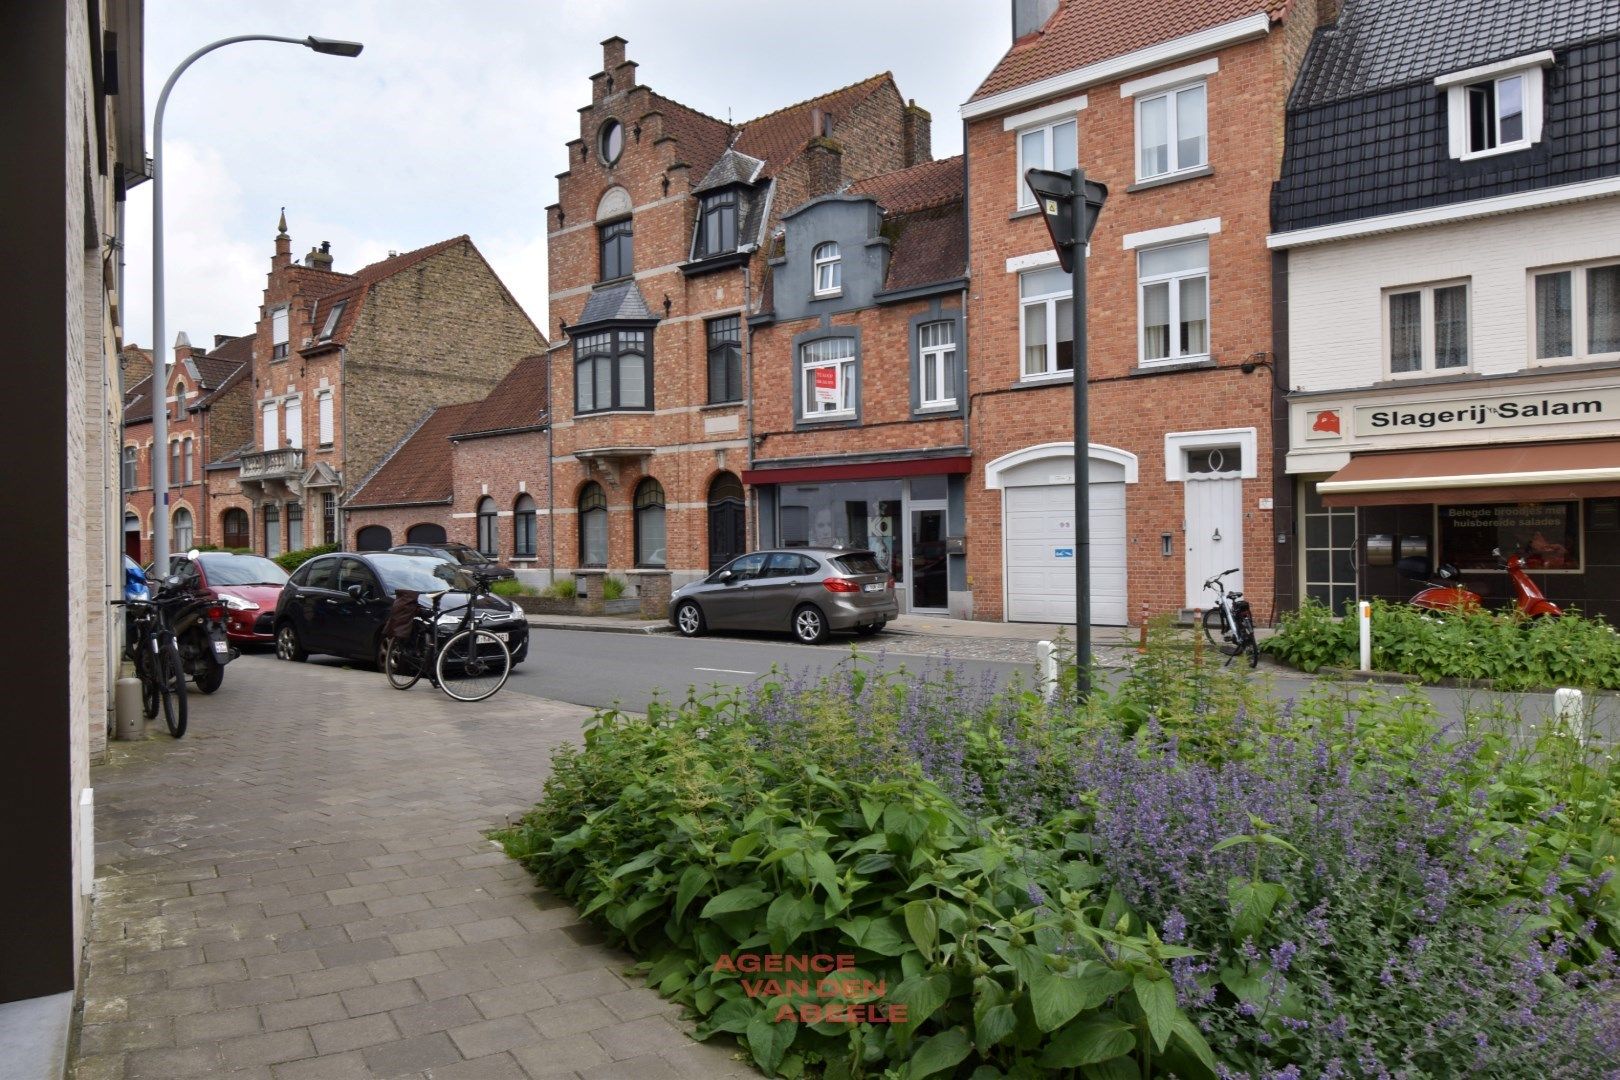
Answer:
[
  {"left": 192, "top": 362, "right": 249, "bottom": 411},
  {"left": 850, "top": 156, "right": 963, "bottom": 214},
  {"left": 1291, "top": 0, "right": 1620, "bottom": 108},
  {"left": 452, "top": 355, "right": 550, "bottom": 439},
  {"left": 883, "top": 204, "right": 967, "bottom": 293},
  {"left": 123, "top": 374, "right": 154, "bottom": 423},
  {"left": 191, "top": 353, "right": 243, "bottom": 391},
  {"left": 969, "top": 0, "right": 1287, "bottom": 102},
  {"left": 344, "top": 401, "right": 482, "bottom": 509},
  {"left": 734, "top": 73, "right": 895, "bottom": 175},
  {"left": 577, "top": 280, "right": 656, "bottom": 326},
  {"left": 646, "top": 92, "right": 734, "bottom": 182},
  {"left": 307, "top": 236, "right": 472, "bottom": 350}
]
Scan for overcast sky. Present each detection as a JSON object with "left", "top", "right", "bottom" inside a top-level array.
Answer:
[{"left": 124, "top": 1, "right": 1010, "bottom": 352}]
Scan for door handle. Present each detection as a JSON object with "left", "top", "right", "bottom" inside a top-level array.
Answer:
[{"left": 1212, "top": 528, "right": 1222, "bottom": 542}]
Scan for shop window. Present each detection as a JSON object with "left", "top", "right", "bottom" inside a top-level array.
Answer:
[
  {"left": 1533, "top": 260, "right": 1620, "bottom": 363},
  {"left": 1439, "top": 501, "right": 1581, "bottom": 573},
  {"left": 1301, "top": 480, "right": 1357, "bottom": 614},
  {"left": 514, "top": 494, "right": 536, "bottom": 558},
  {"left": 1020, "top": 266, "right": 1074, "bottom": 378},
  {"left": 1139, "top": 239, "right": 1209, "bottom": 365},
  {"left": 775, "top": 480, "right": 901, "bottom": 578},
  {"left": 578, "top": 483, "right": 607, "bottom": 568},
  {"left": 634, "top": 479, "right": 666, "bottom": 567},
  {"left": 1387, "top": 281, "right": 1469, "bottom": 375},
  {"left": 799, "top": 336, "right": 856, "bottom": 419}
]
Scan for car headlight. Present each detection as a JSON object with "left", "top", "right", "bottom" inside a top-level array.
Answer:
[{"left": 220, "top": 595, "right": 259, "bottom": 611}]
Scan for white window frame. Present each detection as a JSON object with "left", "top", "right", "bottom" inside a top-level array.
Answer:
[
  {"left": 1383, "top": 279, "right": 1472, "bottom": 377},
  {"left": 1438, "top": 54, "right": 1549, "bottom": 161},
  {"left": 918, "top": 320, "right": 957, "bottom": 409},
  {"left": 813, "top": 242, "right": 842, "bottom": 297},
  {"left": 1529, "top": 258, "right": 1620, "bottom": 366},
  {"left": 1133, "top": 81, "right": 1207, "bottom": 181},
  {"left": 271, "top": 306, "right": 290, "bottom": 360},
  {"left": 1136, "top": 239, "right": 1210, "bottom": 367},
  {"left": 261, "top": 400, "right": 279, "bottom": 450},
  {"left": 284, "top": 396, "right": 303, "bottom": 450},
  {"left": 1015, "top": 117, "right": 1077, "bottom": 209},
  {"left": 800, "top": 337, "right": 856, "bottom": 420},
  {"left": 1019, "top": 268, "right": 1073, "bottom": 381},
  {"left": 317, "top": 390, "right": 335, "bottom": 447}
]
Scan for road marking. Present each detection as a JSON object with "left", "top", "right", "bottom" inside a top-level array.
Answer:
[{"left": 694, "top": 666, "right": 755, "bottom": 675}]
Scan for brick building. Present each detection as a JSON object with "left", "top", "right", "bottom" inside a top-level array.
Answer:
[
  {"left": 745, "top": 156, "right": 971, "bottom": 615},
  {"left": 542, "top": 38, "right": 934, "bottom": 595},
  {"left": 958, "top": 0, "right": 1337, "bottom": 625},
  {"left": 120, "top": 332, "right": 252, "bottom": 561},
  {"left": 207, "top": 217, "right": 546, "bottom": 558}
]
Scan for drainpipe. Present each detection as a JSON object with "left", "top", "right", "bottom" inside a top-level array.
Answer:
[
  {"left": 739, "top": 243, "right": 759, "bottom": 548},
  {"left": 337, "top": 345, "right": 348, "bottom": 545},
  {"left": 546, "top": 347, "right": 556, "bottom": 580}
]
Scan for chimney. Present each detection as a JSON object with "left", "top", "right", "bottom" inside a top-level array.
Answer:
[
  {"left": 173, "top": 330, "right": 194, "bottom": 363},
  {"left": 902, "top": 100, "right": 933, "bottom": 168},
  {"left": 304, "top": 240, "right": 334, "bottom": 271},
  {"left": 806, "top": 134, "right": 844, "bottom": 198},
  {"left": 213, "top": 334, "right": 235, "bottom": 349},
  {"left": 272, "top": 207, "right": 291, "bottom": 270},
  {"left": 1012, "top": 0, "right": 1060, "bottom": 40}
]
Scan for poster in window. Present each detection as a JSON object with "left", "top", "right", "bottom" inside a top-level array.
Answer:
[
  {"left": 1438, "top": 501, "right": 1579, "bottom": 572},
  {"left": 813, "top": 366, "right": 839, "bottom": 404}
]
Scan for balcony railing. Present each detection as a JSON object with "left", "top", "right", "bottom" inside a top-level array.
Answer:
[{"left": 239, "top": 448, "right": 304, "bottom": 483}]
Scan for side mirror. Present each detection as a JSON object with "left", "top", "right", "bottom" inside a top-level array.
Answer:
[
  {"left": 1436, "top": 563, "right": 1460, "bottom": 580},
  {"left": 346, "top": 583, "right": 367, "bottom": 600},
  {"left": 717, "top": 569, "right": 734, "bottom": 583},
  {"left": 187, "top": 548, "right": 201, "bottom": 560},
  {"left": 164, "top": 573, "right": 183, "bottom": 588}
]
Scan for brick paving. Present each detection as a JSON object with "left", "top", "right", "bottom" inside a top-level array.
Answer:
[{"left": 74, "top": 655, "right": 755, "bottom": 1079}]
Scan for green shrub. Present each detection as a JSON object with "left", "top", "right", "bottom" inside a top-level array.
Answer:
[
  {"left": 603, "top": 574, "right": 627, "bottom": 601},
  {"left": 544, "top": 577, "right": 577, "bottom": 600},
  {"left": 273, "top": 543, "right": 338, "bottom": 572},
  {"left": 491, "top": 579, "right": 533, "bottom": 598}
]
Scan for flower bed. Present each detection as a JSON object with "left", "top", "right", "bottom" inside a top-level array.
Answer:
[{"left": 496, "top": 635, "right": 1620, "bottom": 1077}]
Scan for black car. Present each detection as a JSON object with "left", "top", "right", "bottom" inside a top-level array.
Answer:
[
  {"left": 388, "top": 542, "right": 516, "bottom": 581},
  {"left": 273, "top": 552, "right": 528, "bottom": 668}
]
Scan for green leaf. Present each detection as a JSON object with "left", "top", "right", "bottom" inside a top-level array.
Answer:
[
  {"left": 842, "top": 915, "right": 911, "bottom": 957},
  {"left": 906, "top": 1027, "right": 972, "bottom": 1079},
  {"left": 674, "top": 865, "right": 710, "bottom": 920},
  {"left": 975, "top": 1002, "right": 1018, "bottom": 1051},
  {"left": 1030, "top": 971, "right": 1088, "bottom": 1033},
  {"left": 746, "top": 1009, "right": 796, "bottom": 1075},
  {"left": 889, "top": 971, "right": 950, "bottom": 1031},
  {"left": 1171, "top": 1015, "right": 1219, "bottom": 1076},
  {"left": 1227, "top": 879, "right": 1286, "bottom": 943},
  {"left": 1081, "top": 1056, "right": 1141, "bottom": 1080},
  {"left": 701, "top": 885, "right": 770, "bottom": 917},
  {"left": 807, "top": 850, "right": 840, "bottom": 896},
  {"left": 610, "top": 850, "right": 660, "bottom": 879},
  {"left": 1037, "top": 1018, "right": 1136, "bottom": 1067},
  {"left": 903, "top": 900, "right": 939, "bottom": 961},
  {"left": 1132, "top": 972, "right": 1177, "bottom": 1052}
]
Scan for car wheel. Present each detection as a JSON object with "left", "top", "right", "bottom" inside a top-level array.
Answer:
[
  {"left": 792, "top": 604, "right": 828, "bottom": 645},
  {"left": 674, "top": 600, "right": 706, "bottom": 638},
  {"left": 374, "top": 634, "right": 390, "bottom": 671},
  {"left": 275, "top": 622, "right": 307, "bottom": 662}
]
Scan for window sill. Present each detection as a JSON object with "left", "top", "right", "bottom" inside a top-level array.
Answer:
[
  {"left": 1456, "top": 141, "right": 1536, "bottom": 162},
  {"left": 800, "top": 413, "right": 857, "bottom": 423},
  {"left": 917, "top": 402, "right": 960, "bottom": 414},
  {"left": 627, "top": 566, "right": 669, "bottom": 574},
  {"left": 700, "top": 400, "right": 744, "bottom": 411},
  {"left": 1009, "top": 206, "right": 1042, "bottom": 221},
  {"left": 812, "top": 290, "right": 843, "bottom": 301},
  {"left": 1127, "top": 165, "right": 1213, "bottom": 193},
  {"left": 1018, "top": 372, "right": 1075, "bottom": 386},
  {"left": 573, "top": 408, "right": 655, "bottom": 419},
  {"left": 1132, "top": 357, "right": 1217, "bottom": 376}
]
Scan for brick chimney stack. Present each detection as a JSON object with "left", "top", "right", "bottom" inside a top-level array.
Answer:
[
  {"left": 806, "top": 108, "right": 844, "bottom": 197},
  {"left": 304, "top": 240, "right": 334, "bottom": 271},
  {"left": 273, "top": 207, "right": 291, "bottom": 270},
  {"left": 902, "top": 100, "right": 933, "bottom": 168}
]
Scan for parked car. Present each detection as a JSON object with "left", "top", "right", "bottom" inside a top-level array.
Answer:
[
  {"left": 273, "top": 552, "right": 529, "bottom": 668},
  {"left": 669, "top": 548, "right": 897, "bottom": 644},
  {"left": 160, "top": 552, "right": 290, "bottom": 645},
  {"left": 388, "top": 542, "right": 516, "bottom": 582}
]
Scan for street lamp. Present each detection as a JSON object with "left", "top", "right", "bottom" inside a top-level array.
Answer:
[
  {"left": 148, "top": 34, "right": 363, "bottom": 571},
  {"left": 1024, "top": 166, "right": 1107, "bottom": 700}
]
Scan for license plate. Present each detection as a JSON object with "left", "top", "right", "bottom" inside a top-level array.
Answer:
[
  {"left": 212, "top": 640, "right": 229, "bottom": 654},
  {"left": 862, "top": 582, "right": 884, "bottom": 592}
]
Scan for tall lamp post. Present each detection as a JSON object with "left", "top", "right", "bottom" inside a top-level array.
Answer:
[
  {"left": 1024, "top": 166, "right": 1107, "bottom": 700},
  {"left": 149, "top": 35, "right": 363, "bottom": 571}
]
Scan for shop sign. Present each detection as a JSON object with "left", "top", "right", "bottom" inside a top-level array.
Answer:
[
  {"left": 1351, "top": 385, "right": 1618, "bottom": 438},
  {"left": 1438, "top": 501, "right": 1581, "bottom": 573}
]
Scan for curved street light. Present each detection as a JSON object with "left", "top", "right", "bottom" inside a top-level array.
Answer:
[{"left": 149, "top": 34, "right": 363, "bottom": 571}]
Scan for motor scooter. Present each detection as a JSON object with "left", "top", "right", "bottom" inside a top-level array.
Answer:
[
  {"left": 1398, "top": 547, "right": 1562, "bottom": 618},
  {"left": 156, "top": 562, "right": 236, "bottom": 693}
]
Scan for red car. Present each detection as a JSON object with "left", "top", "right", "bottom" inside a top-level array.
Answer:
[{"left": 165, "top": 552, "right": 290, "bottom": 645}]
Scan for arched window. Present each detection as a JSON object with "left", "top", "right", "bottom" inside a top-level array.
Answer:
[
  {"left": 173, "top": 507, "right": 194, "bottom": 551},
  {"left": 122, "top": 446, "right": 137, "bottom": 490},
  {"left": 124, "top": 511, "right": 142, "bottom": 561},
  {"left": 634, "top": 478, "right": 666, "bottom": 568},
  {"left": 406, "top": 522, "right": 446, "bottom": 544},
  {"left": 813, "top": 242, "right": 841, "bottom": 297},
  {"left": 707, "top": 472, "right": 746, "bottom": 571},
  {"left": 513, "top": 494, "right": 537, "bottom": 558},
  {"left": 221, "top": 508, "right": 249, "bottom": 550},
  {"left": 183, "top": 437, "right": 195, "bottom": 484},
  {"left": 174, "top": 380, "right": 186, "bottom": 421},
  {"left": 355, "top": 524, "right": 391, "bottom": 551},
  {"left": 169, "top": 441, "right": 181, "bottom": 488},
  {"left": 578, "top": 483, "right": 607, "bottom": 568},
  {"left": 476, "top": 496, "right": 498, "bottom": 556}
]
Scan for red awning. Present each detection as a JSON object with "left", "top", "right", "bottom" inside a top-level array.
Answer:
[
  {"left": 1318, "top": 440, "right": 1620, "bottom": 507},
  {"left": 742, "top": 455, "right": 971, "bottom": 486}
]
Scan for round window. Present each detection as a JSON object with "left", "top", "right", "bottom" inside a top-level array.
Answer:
[{"left": 599, "top": 120, "right": 623, "bottom": 166}]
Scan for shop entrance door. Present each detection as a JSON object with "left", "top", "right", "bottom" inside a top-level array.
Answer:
[{"left": 907, "top": 505, "right": 949, "bottom": 611}]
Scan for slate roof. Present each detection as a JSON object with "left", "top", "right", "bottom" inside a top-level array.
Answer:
[
  {"left": 343, "top": 401, "right": 482, "bottom": 509},
  {"left": 734, "top": 73, "right": 896, "bottom": 176},
  {"left": 451, "top": 355, "right": 550, "bottom": 439},
  {"left": 969, "top": 0, "right": 1287, "bottom": 103},
  {"left": 693, "top": 149, "right": 765, "bottom": 194},
  {"left": 578, "top": 280, "right": 656, "bottom": 325},
  {"left": 850, "top": 156, "right": 963, "bottom": 215}
]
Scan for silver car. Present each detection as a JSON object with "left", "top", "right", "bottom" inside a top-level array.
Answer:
[{"left": 669, "top": 548, "right": 898, "bottom": 644}]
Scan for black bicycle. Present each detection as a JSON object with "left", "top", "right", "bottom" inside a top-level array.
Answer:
[
  {"left": 1201, "top": 567, "right": 1260, "bottom": 669},
  {"left": 383, "top": 571, "right": 512, "bottom": 702},
  {"left": 114, "top": 597, "right": 188, "bottom": 737}
]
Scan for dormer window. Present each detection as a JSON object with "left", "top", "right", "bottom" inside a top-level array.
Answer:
[
  {"left": 1437, "top": 53, "right": 1550, "bottom": 161},
  {"left": 696, "top": 190, "right": 738, "bottom": 258},
  {"left": 813, "top": 242, "right": 841, "bottom": 297},
  {"left": 318, "top": 301, "right": 345, "bottom": 341}
]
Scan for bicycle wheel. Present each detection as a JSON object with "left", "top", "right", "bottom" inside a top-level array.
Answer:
[
  {"left": 434, "top": 628, "right": 511, "bottom": 703},
  {"left": 136, "top": 640, "right": 160, "bottom": 719},
  {"left": 157, "top": 633, "right": 188, "bottom": 738},
  {"left": 1201, "top": 607, "right": 1237, "bottom": 655},
  {"left": 384, "top": 634, "right": 425, "bottom": 690},
  {"left": 1240, "top": 611, "right": 1260, "bottom": 669}
]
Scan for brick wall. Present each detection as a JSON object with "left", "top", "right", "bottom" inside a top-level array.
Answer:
[
  {"left": 449, "top": 431, "right": 555, "bottom": 574},
  {"left": 341, "top": 505, "right": 451, "bottom": 552}
]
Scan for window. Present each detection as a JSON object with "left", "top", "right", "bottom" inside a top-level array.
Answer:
[
  {"left": 318, "top": 301, "right": 345, "bottom": 341},
  {"left": 599, "top": 218, "right": 632, "bottom": 281},
  {"left": 322, "top": 493, "right": 337, "bottom": 545},
  {"left": 1439, "top": 500, "right": 1581, "bottom": 573},
  {"left": 174, "top": 380, "right": 187, "bottom": 421},
  {"left": 1386, "top": 281, "right": 1470, "bottom": 374},
  {"left": 1139, "top": 239, "right": 1209, "bottom": 365},
  {"left": 264, "top": 504, "right": 281, "bottom": 557},
  {"left": 1301, "top": 480, "right": 1357, "bottom": 613},
  {"left": 271, "top": 306, "right": 289, "bottom": 359},
  {"left": 706, "top": 316, "right": 742, "bottom": 403},
  {"left": 285, "top": 397, "right": 302, "bottom": 450},
  {"left": 262, "top": 401, "right": 278, "bottom": 450},
  {"left": 813, "top": 242, "right": 841, "bottom": 297},
  {"left": 1137, "top": 83, "right": 1206, "bottom": 180},
  {"left": 354, "top": 524, "right": 391, "bottom": 552},
  {"left": 473, "top": 496, "right": 497, "bottom": 556},
  {"left": 634, "top": 479, "right": 666, "bottom": 567},
  {"left": 287, "top": 502, "right": 304, "bottom": 551},
  {"left": 173, "top": 507, "right": 193, "bottom": 551},
  {"left": 317, "top": 391, "right": 334, "bottom": 447},
  {"left": 573, "top": 329, "right": 650, "bottom": 414},
  {"left": 578, "top": 483, "right": 607, "bottom": 568},
  {"left": 1016, "top": 118, "right": 1077, "bottom": 208},
  {"left": 696, "top": 190, "right": 738, "bottom": 257},
  {"left": 169, "top": 441, "right": 181, "bottom": 488},
  {"left": 800, "top": 336, "right": 857, "bottom": 419},
  {"left": 1440, "top": 59, "right": 1546, "bottom": 160},
  {"left": 183, "top": 437, "right": 194, "bottom": 484},
  {"left": 222, "top": 508, "right": 249, "bottom": 550},
  {"left": 917, "top": 320, "right": 957, "bottom": 409},
  {"left": 514, "top": 494, "right": 536, "bottom": 558},
  {"left": 122, "top": 446, "right": 137, "bottom": 490},
  {"left": 599, "top": 119, "right": 623, "bottom": 165},
  {"left": 1019, "top": 266, "right": 1074, "bottom": 377},
  {"left": 1533, "top": 260, "right": 1620, "bottom": 362}
]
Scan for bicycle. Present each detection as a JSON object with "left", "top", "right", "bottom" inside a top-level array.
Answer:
[
  {"left": 113, "top": 597, "right": 188, "bottom": 737},
  {"left": 383, "top": 571, "right": 512, "bottom": 702},
  {"left": 1200, "top": 567, "right": 1259, "bottom": 669}
]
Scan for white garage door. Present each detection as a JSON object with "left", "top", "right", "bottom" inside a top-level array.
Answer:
[{"left": 1005, "top": 482, "right": 1127, "bottom": 624}]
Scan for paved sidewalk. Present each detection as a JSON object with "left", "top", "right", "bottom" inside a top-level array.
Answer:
[{"left": 75, "top": 656, "right": 754, "bottom": 1080}]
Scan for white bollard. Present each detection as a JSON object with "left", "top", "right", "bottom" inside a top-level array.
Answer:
[
  {"left": 1037, "top": 640, "right": 1058, "bottom": 703},
  {"left": 1553, "top": 687, "right": 1586, "bottom": 744},
  {"left": 1358, "top": 600, "right": 1373, "bottom": 672},
  {"left": 114, "top": 676, "right": 144, "bottom": 740}
]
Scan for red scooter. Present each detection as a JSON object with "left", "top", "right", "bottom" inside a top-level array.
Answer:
[{"left": 1400, "top": 547, "right": 1562, "bottom": 618}]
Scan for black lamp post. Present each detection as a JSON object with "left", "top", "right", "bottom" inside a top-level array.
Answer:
[{"left": 1024, "top": 166, "right": 1107, "bottom": 700}]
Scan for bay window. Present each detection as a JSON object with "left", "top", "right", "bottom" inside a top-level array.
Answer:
[
  {"left": 1138, "top": 239, "right": 1209, "bottom": 365},
  {"left": 800, "top": 336, "right": 857, "bottom": 419},
  {"left": 574, "top": 328, "right": 651, "bottom": 414}
]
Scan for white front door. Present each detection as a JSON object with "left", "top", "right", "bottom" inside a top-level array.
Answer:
[{"left": 1184, "top": 474, "right": 1243, "bottom": 608}]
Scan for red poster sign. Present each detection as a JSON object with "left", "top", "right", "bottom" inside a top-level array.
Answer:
[{"left": 813, "top": 367, "right": 839, "bottom": 404}]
